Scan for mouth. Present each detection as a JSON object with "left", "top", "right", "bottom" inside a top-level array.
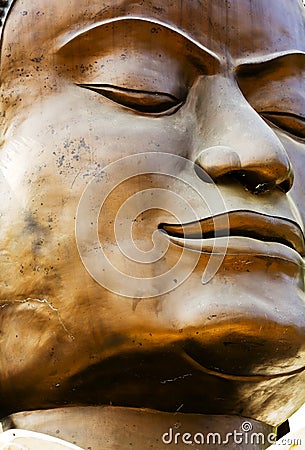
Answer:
[{"left": 158, "top": 210, "right": 305, "bottom": 258}]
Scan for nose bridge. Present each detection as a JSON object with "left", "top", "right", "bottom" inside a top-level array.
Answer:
[{"left": 192, "top": 75, "right": 293, "bottom": 191}]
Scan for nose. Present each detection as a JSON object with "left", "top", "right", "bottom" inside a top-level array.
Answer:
[{"left": 192, "top": 76, "right": 293, "bottom": 194}]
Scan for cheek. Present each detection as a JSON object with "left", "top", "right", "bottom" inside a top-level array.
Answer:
[
  {"left": 2, "top": 90, "right": 193, "bottom": 213},
  {"left": 0, "top": 90, "right": 193, "bottom": 304},
  {"left": 1, "top": 88, "right": 195, "bottom": 240},
  {"left": 6, "top": 84, "right": 192, "bottom": 164}
]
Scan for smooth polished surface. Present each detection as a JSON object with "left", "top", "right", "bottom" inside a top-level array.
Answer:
[
  {"left": 2, "top": 406, "right": 275, "bottom": 450},
  {"left": 0, "top": 428, "right": 83, "bottom": 449},
  {"left": 0, "top": 0, "right": 305, "bottom": 442}
]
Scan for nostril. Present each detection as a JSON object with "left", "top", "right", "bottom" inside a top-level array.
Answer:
[
  {"left": 252, "top": 182, "right": 275, "bottom": 195},
  {"left": 230, "top": 170, "right": 276, "bottom": 195},
  {"left": 194, "top": 145, "right": 294, "bottom": 195},
  {"left": 278, "top": 176, "right": 294, "bottom": 194}
]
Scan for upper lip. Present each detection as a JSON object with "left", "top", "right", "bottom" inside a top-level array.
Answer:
[{"left": 159, "top": 210, "right": 305, "bottom": 256}]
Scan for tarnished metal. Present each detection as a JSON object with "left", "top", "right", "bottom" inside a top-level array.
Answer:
[{"left": 0, "top": 0, "right": 305, "bottom": 448}]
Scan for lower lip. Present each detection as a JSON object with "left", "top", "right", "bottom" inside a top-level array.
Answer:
[{"left": 163, "top": 234, "right": 304, "bottom": 268}]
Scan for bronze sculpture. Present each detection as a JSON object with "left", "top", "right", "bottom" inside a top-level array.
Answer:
[{"left": 0, "top": 0, "right": 304, "bottom": 448}]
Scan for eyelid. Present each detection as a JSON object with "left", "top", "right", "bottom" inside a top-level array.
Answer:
[
  {"left": 77, "top": 83, "right": 183, "bottom": 115},
  {"left": 260, "top": 111, "right": 305, "bottom": 140}
]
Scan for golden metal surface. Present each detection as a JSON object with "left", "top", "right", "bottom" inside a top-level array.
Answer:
[{"left": 0, "top": 0, "right": 304, "bottom": 448}]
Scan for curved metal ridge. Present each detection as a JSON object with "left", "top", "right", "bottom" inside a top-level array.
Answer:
[{"left": 0, "top": 0, "right": 12, "bottom": 30}]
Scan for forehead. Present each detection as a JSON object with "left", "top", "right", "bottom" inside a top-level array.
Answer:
[{"left": 2, "top": 0, "right": 305, "bottom": 61}]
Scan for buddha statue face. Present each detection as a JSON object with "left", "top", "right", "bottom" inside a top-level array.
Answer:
[{"left": 0, "top": 0, "right": 305, "bottom": 427}]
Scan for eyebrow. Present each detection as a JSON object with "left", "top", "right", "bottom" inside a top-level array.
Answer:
[
  {"left": 56, "top": 15, "right": 221, "bottom": 64},
  {"left": 57, "top": 17, "right": 305, "bottom": 78}
]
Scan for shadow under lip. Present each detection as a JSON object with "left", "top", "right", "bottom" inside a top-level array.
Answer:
[
  {"left": 181, "top": 350, "right": 305, "bottom": 382},
  {"left": 1, "top": 340, "right": 304, "bottom": 420},
  {"left": 159, "top": 209, "right": 305, "bottom": 256}
]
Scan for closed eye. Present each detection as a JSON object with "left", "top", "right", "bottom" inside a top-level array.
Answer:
[
  {"left": 77, "top": 83, "right": 183, "bottom": 115},
  {"left": 261, "top": 111, "right": 305, "bottom": 140}
]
